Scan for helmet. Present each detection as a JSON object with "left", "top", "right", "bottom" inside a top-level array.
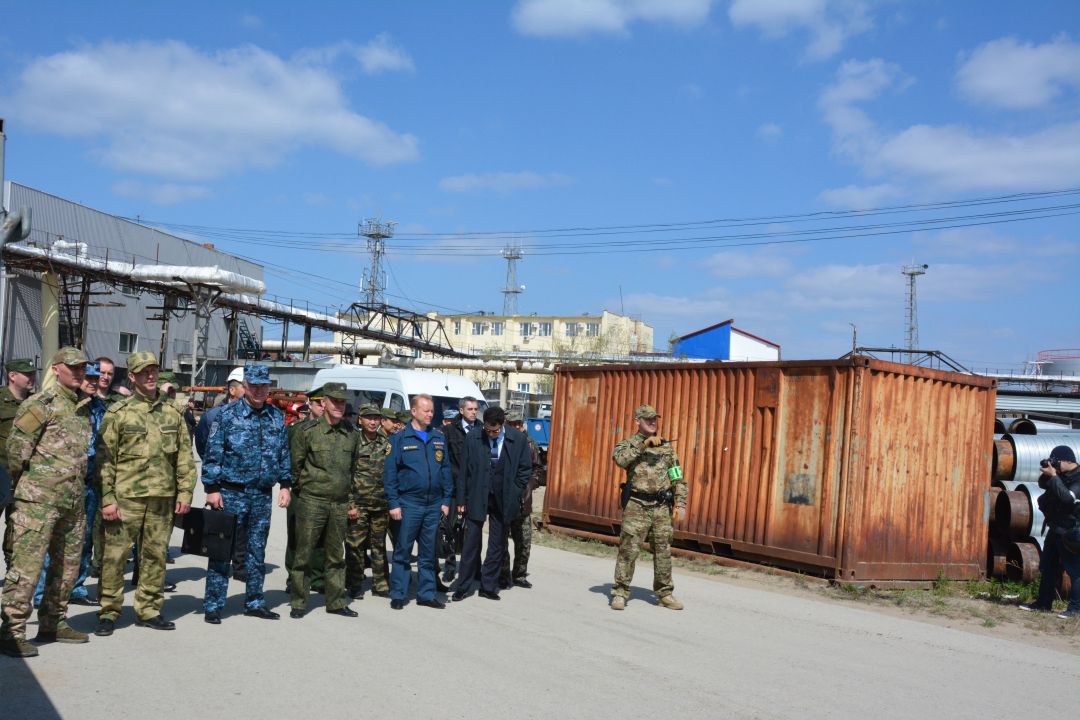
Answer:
[{"left": 1064, "top": 527, "right": 1080, "bottom": 555}]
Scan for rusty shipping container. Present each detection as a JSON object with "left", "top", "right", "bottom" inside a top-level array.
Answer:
[{"left": 542, "top": 357, "right": 997, "bottom": 582}]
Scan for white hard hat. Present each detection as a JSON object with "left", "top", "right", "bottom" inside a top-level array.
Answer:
[{"left": 227, "top": 367, "right": 245, "bottom": 384}]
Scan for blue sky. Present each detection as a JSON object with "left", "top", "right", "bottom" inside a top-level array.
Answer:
[{"left": 2, "top": 1, "right": 1078, "bottom": 368}]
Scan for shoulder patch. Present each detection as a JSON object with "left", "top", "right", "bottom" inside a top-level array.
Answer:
[
  {"left": 300, "top": 419, "right": 319, "bottom": 430},
  {"left": 385, "top": 443, "right": 392, "bottom": 456},
  {"left": 14, "top": 403, "right": 46, "bottom": 435}
]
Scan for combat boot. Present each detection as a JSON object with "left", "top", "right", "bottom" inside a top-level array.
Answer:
[
  {"left": 610, "top": 596, "right": 625, "bottom": 611},
  {"left": 36, "top": 624, "right": 90, "bottom": 644},
  {"left": 658, "top": 595, "right": 683, "bottom": 610},
  {"left": 0, "top": 636, "right": 39, "bottom": 657}
]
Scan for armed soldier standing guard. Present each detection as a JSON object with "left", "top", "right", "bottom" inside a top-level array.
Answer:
[
  {"left": 610, "top": 405, "right": 687, "bottom": 611},
  {"left": 288, "top": 383, "right": 357, "bottom": 618},
  {"left": 345, "top": 403, "right": 391, "bottom": 599},
  {"left": 0, "top": 348, "right": 93, "bottom": 658},
  {"left": 94, "top": 352, "right": 196, "bottom": 636}
]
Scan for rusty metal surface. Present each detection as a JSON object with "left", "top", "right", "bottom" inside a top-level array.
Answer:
[
  {"left": 543, "top": 357, "right": 996, "bottom": 581},
  {"left": 987, "top": 537, "right": 1008, "bottom": 578},
  {"left": 1005, "top": 542, "right": 1040, "bottom": 583},
  {"left": 993, "top": 438, "right": 1014, "bottom": 481},
  {"left": 995, "top": 490, "right": 1031, "bottom": 538}
]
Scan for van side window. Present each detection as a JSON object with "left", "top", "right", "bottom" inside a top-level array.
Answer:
[
  {"left": 347, "top": 390, "right": 387, "bottom": 410},
  {"left": 389, "top": 394, "right": 406, "bottom": 411}
]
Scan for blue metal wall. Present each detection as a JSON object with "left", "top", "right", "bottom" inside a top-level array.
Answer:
[{"left": 673, "top": 323, "right": 730, "bottom": 360}]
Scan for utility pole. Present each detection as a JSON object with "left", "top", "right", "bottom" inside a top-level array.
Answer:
[
  {"left": 500, "top": 243, "right": 524, "bottom": 316},
  {"left": 359, "top": 210, "right": 396, "bottom": 308},
  {"left": 901, "top": 261, "right": 928, "bottom": 365}
]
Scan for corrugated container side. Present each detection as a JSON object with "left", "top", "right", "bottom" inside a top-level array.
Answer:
[{"left": 543, "top": 358, "right": 995, "bottom": 582}]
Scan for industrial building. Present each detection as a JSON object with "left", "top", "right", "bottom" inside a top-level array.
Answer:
[
  {"left": 1, "top": 182, "right": 263, "bottom": 378},
  {"left": 671, "top": 319, "right": 780, "bottom": 362}
]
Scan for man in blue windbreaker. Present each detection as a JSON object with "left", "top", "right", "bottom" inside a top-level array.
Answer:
[
  {"left": 383, "top": 394, "right": 452, "bottom": 610},
  {"left": 200, "top": 365, "right": 292, "bottom": 624}
]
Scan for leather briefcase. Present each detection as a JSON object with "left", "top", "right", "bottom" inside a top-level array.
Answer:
[{"left": 174, "top": 507, "right": 238, "bottom": 562}]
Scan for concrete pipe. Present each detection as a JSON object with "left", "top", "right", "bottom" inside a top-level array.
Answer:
[
  {"left": 993, "top": 438, "right": 1015, "bottom": 482},
  {"left": 987, "top": 536, "right": 1009, "bottom": 578},
  {"left": 1005, "top": 542, "right": 1040, "bottom": 584},
  {"left": 995, "top": 490, "right": 1030, "bottom": 539}
]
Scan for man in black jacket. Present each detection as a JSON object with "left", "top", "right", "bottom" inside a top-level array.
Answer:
[
  {"left": 1022, "top": 445, "right": 1080, "bottom": 618},
  {"left": 440, "top": 396, "right": 479, "bottom": 583},
  {"left": 451, "top": 406, "right": 531, "bottom": 602}
]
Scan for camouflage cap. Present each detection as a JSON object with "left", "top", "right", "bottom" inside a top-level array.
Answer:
[
  {"left": 244, "top": 364, "right": 270, "bottom": 384},
  {"left": 396, "top": 410, "right": 412, "bottom": 424},
  {"left": 507, "top": 411, "right": 524, "bottom": 423},
  {"left": 158, "top": 371, "right": 177, "bottom": 385},
  {"left": 307, "top": 385, "right": 325, "bottom": 400},
  {"left": 126, "top": 350, "right": 159, "bottom": 374},
  {"left": 381, "top": 407, "right": 397, "bottom": 420},
  {"left": 635, "top": 404, "right": 660, "bottom": 419},
  {"left": 358, "top": 403, "right": 382, "bottom": 417},
  {"left": 322, "top": 382, "right": 347, "bottom": 401},
  {"left": 443, "top": 408, "right": 459, "bottom": 420},
  {"left": 84, "top": 361, "right": 102, "bottom": 378},
  {"left": 5, "top": 359, "right": 38, "bottom": 374},
  {"left": 52, "top": 347, "right": 89, "bottom": 367}
]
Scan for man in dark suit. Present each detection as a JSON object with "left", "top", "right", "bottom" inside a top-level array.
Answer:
[
  {"left": 440, "top": 396, "right": 479, "bottom": 583},
  {"left": 451, "top": 406, "right": 532, "bottom": 602}
]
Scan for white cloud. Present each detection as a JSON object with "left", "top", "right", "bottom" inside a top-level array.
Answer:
[
  {"left": 705, "top": 246, "right": 794, "bottom": 279},
  {"left": 728, "top": 0, "right": 872, "bottom": 61},
  {"left": 241, "top": 13, "right": 262, "bottom": 29},
  {"left": 818, "top": 58, "right": 1080, "bottom": 192},
  {"left": 818, "top": 182, "right": 901, "bottom": 208},
  {"left": 756, "top": 122, "right": 783, "bottom": 142},
  {"left": 303, "top": 193, "right": 333, "bottom": 206},
  {"left": 511, "top": 0, "right": 715, "bottom": 38},
  {"left": 300, "top": 34, "right": 415, "bottom": 75},
  {"left": 439, "top": 171, "right": 575, "bottom": 195},
  {"left": 913, "top": 227, "right": 1078, "bottom": 259},
  {"left": 957, "top": 35, "right": 1080, "bottom": 109},
  {"left": 112, "top": 179, "right": 214, "bottom": 205},
  {"left": 8, "top": 40, "right": 419, "bottom": 181}
]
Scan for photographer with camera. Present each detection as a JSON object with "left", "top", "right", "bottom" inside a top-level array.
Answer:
[
  {"left": 609, "top": 405, "right": 687, "bottom": 612},
  {"left": 1020, "top": 445, "right": 1080, "bottom": 618}
]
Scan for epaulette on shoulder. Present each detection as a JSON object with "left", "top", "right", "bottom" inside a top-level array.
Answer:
[
  {"left": 300, "top": 418, "right": 319, "bottom": 431},
  {"left": 108, "top": 395, "right": 133, "bottom": 412}
]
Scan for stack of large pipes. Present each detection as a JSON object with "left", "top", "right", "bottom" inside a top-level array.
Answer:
[{"left": 989, "top": 423, "right": 1080, "bottom": 590}]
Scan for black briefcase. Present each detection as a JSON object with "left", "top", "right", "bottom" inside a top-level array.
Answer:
[{"left": 174, "top": 507, "right": 238, "bottom": 562}]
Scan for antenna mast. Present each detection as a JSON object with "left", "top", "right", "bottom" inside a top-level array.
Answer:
[
  {"left": 359, "top": 209, "right": 395, "bottom": 308},
  {"left": 901, "top": 261, "right": 928, "bottom": 365},
  {"left": 500, "top": 243, "right": 523, "bottom": 316}
]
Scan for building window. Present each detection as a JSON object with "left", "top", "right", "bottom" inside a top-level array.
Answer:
[
  {"left": 118, "top": 332, "right": 138, "bottom": 354},
  {"left": 471, "top": 322, "right": 486, "bottom": 336},
  {"left": 519, "top": 322, "right": 532, "bottom": 337},
  {"left": 538, "top": 322, "right": 552, "bottom": 337},
  {"left": 453, "top": 321, "right": 461, "bottom": 335},
  {"left": 565, "top": 323, "right": 579, "bottom": 337},
  {"left": 517, "top": 382, "right": 530, "bottom": 393},
  {"left": 491, "top": 321, "right": 504, "bottom": 336},
  {"left": 586, "top": 322, "right": 600, "bottom": 337}
]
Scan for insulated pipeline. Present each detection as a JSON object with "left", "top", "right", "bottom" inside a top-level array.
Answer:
[{"left": 1006, "top": 434, "right": 1080, "bottom": 483}]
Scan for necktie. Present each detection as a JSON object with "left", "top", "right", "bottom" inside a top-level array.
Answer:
[{"left": 490, "top": 436, "right": 499, "bottom": 468}]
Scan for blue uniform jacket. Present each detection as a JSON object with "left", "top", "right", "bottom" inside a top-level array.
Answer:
[
  {"left": 383, "top": 424, "right": 452, "bottom": 510},
  {"left": 202, "top": 398, "right": 292, "bottom": 493},
  {"left": 85, "top": 396, "right": 107, "bottom": 482},
  {"left": 193, "top": 402, "right": 225, "bottom": 458}
]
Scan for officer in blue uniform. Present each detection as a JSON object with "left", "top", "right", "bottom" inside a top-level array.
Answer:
[
  {"left": 383, "top": 394, "right": 452, "bottom": 610},
  {"left": 201, "top": 365, "right": 292, "bottom": 623}
]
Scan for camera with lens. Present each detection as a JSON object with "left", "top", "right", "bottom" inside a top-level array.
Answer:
[{"left": 1041, "top": 458, "right": 1061, "bottom": 470}]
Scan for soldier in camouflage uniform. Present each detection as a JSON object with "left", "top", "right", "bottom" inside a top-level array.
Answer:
[
  {"left": 286, "top": 386, "right": 326, "bottom": 593},
  {"left": 610, "top": 405, "right": 688, "bottom": 611},
  {"left": 345, "top": 403, "right": 391, "bottom": 599},
  {"left": 94, "top": 351, "right": 196, "bottom": 636},
  {"left": 379, "top": 407, "right": 397, "bottom": 436},
  {"left": 201, "top": 364, "right": 292, "bottom": 623},
  {"left": 288, "top": 383, "right": 357, "bottom": 618},
  {"left": 0, "top": 348, "right": 93, "bottom": 658},
  {"left": 500, "top": 414, "right": 541, "bottom": 589},
  {"left": 1, "top": 358, "right": 37, "bottom": 571}
]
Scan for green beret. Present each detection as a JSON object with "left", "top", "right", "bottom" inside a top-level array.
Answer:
[{"left": 5, "top": 359, "right": 38, "bottom": 374}]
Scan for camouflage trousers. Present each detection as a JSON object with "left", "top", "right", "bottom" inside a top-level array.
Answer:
[
  {"left": 98, "top": 497, "right": 174, "bottom": 622},
  {"left": 499, "top": 514, "right": 532, "bottom": 585},
  {"left": 290, "top": 496, "right": 347, "bottom": 612},
  {"left": 345, "top": 504, "right": 389, "bottom": 594},
  {"left": 285, "top": 497, "right": 325, "bottom": 590},
  {"left": 2, "top": 504, "right": 14, "bottom": 571},
  {"left": 0, "top": 500, "right": 85, "bottom": 640},
  {"left": 613, "top": 501, "right": 674, "bottom": 599},
  {"left": 91, "top": 504, "right": 104, "bottom": 576}
]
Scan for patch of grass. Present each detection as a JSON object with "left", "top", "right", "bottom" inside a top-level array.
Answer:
[{"left": 982, "top": 618, "right": 996, "bottom": 628}]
